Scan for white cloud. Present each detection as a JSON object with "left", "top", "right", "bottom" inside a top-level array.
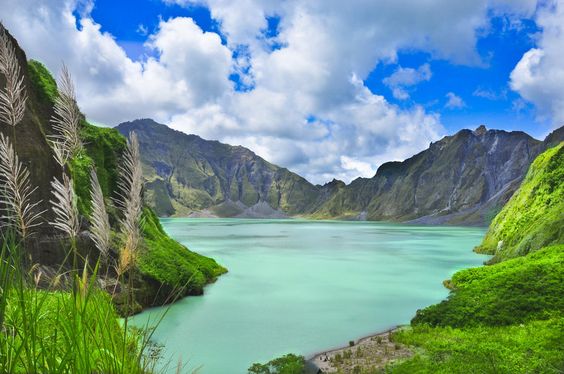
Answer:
[
  {"left": 383, "top": 63, "right": 432, "bottom": 100},
  {"left": 0, "top": 1, "right": 233, "bottom": 125},
  {"left": 0, "top": 0, "right": 541, "bottom": 183},
  {"left": 445, "top": 92, "right": 466, "bottom": 109},
  {"left": 473, "top": 87, "right": 507, "bottom": 100},
  {"left": 137, "top": 24, "right": 148, "bottom": 36},
  {"left": 510, "top": 1, "right": 564, "bottom": 125},
  {"left": 340, "top": 156, "right": 376, "bottom": 178}
]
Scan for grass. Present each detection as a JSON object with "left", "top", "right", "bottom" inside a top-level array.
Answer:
[
  {"left": 391, "top": 317, "right": 564, "bottom": 374},
  {"left": 411, "top": 245, "right": 564, "bottom": 327},
  {"left": 0, "top": 235, "right": 158, "bottom": 374},
  {"left": 477, "top": 143, "right": 564, "bottom": 261}
]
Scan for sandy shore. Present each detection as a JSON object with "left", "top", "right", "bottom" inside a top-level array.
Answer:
[{"left": 308, "top": 327, "right": 413, "bottom": 373}]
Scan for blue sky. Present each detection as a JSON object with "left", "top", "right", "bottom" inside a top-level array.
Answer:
[
  {"left": 87, "top": 0, "right": 549, "bottom": 138},
  {"left": 3, "top": 0, "right": 563, "bottom": 183}
]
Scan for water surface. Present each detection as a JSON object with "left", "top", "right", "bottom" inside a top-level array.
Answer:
[{"left": 133, "top": 218, "right": 487, "bottom": 373}]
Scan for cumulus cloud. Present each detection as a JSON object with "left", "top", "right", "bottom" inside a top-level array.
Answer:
[
  {"left": 510, "top": 1, "right": 564, "bottom": 125},
  {"left": 445, "top": 92, "right": 467, "bottom": 109},
  {"left": 0, "top": 1, "right": 233, "bottom": 125},
  {"left": 0, "top": 0, "right": 541, "bottom": 183},
  {"left": 383, "top": 63, "right": 432, "bottom": 100}
]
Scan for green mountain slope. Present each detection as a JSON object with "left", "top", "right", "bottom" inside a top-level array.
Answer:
[
  {"left": 476, "top": 142, "right": 564, "bottom": 262},
  {"left": 116, "top": 119, "right": 327, "bottom": 217},
  {"left": 386, "top": 144, "right": 564, "bottom": 373},
  {"left": 0, "top": 29, "right": 225, "bottom": 311}
]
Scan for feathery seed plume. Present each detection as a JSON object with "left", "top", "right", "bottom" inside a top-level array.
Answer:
[
  {"left": 116, "top": 132, "right": 143, "bottom": 272},
  {"left": 0, "top": 133, "right": 43, "bottom": 238},
  {"left": 0, "top": 25, "right": 27, "bottom": 127},
  {"left": 49, "top": 64, "right": 82, "bottom": 164},
  {"left": 89, "top": 168, "right": 111, "bottom": 259},
  {"left": 50, "top": 173, "right": 80, "bottom": 240}
]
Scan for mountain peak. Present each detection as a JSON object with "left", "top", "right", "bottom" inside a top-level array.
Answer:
[{"left": 473, "top": 124, "right": 487, "bottom": 136}]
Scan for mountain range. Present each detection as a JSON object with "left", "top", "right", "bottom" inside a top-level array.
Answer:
[{"left": 117, "top": 119, "right": 563, "bottom": 226}]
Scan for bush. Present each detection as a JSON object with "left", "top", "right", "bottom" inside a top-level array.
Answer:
[
  {"left": 412, "top": 245, "right": 564, "bottom": 327},
  {"left": 248, "top": 354, "right": 305, "bottom": 374}
]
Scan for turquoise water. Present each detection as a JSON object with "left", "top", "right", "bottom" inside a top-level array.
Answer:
[{"left": 132, "top": 218, "right": 488, "bottom": 374}]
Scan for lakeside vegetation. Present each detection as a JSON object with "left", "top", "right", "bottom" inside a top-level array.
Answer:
[
  {"left": 384, "top": 143, "right": 564, "bottom": 373},
  {"left": 249, "top": 142, "right": 564, "bottom": 373}
]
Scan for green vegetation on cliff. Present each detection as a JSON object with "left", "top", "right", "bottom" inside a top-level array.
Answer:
[
  {"left": 477, "top": 143, "right": 564, "bottom": 262},
  {"left": 27, "top": 60, "right": 57, "bottom": 103},
  {"left": 139, "top": 208, "right": 226, "bottom": 296},
  {"left": 411, "top": 245, "right": 563, "bottom": 327},
  {"left": 23, "top": 45, "right": 226, "bottom": 307},
  {"left": 385, "top": 144, "right": 564, "bottom": 373}
]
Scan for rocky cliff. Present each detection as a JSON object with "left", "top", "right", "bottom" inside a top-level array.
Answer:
[
  {"left": 116, "top": 119, "right": 326, "bottom": 217},
  {"left": 312, "top": 125, "right": 563, "bottom": 226},
  {"left": 118, "top": 117, "right": 563, "bottom": 226}
]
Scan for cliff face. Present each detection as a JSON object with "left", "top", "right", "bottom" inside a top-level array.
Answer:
[
  {"left": 313, "top": 125, "right": 563, "bottom": 226},
  {"left": 0, "top": 32, "right": 63, "bottom": 229},
  {"left": 0, "top": 27, "right": 225, "bottom": 312},
  {"left": 476, "top": 142, "right": 564, "bottom": 262},
  {"left": 116, "top": 119, "right": 325, "bottom": 217}
]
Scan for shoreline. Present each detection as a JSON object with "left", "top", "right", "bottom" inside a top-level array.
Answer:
[{"left": 307, "top": 326, "right": 412, "bottom": 373}]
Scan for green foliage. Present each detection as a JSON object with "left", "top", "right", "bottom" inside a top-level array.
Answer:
[
  {"left": 412, "top": 245, "right": 564, "bottom": 327},
  {"left": 391, "top": 318, "right": 564, "bottom": 373},
  {"left": 27, "top": 60, "right": 58, "bottom": 103},
  {"left": 73, "top": 122, "right": 226, "bottom": 294},
  {"left": 385, "top": 144, "right": 564, "bottom": 373},
  {"left": 80, "top": 121, "right": 126, "bottom": 199},
  {"left": 477, "top": 143, "right": 564, "bottom": 261},
  {"left": 138, "top": 208, "right": 227, "bottom": 293},
  {"left": 68, "top": 150, "right": 95, "bottom": 216},
  {"left": 0, "top": 237, "right": 155, "bottom": 373},
  {"left": 248, "top": 354, "right": 305, "bottom": 374}
]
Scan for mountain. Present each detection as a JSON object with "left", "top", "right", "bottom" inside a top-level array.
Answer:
[
  {"left": 116, "top": 119, "right": 327, "bottom": 217},
  {"left": 312, "top": 125, "right": 564, "bottom": 225},
  {"left": 118, "top": 119, "right": 563, "bottom": 226},
  {"left": 0, "top": 28, "right": 225, "bottom": 312},
  {"left": 476, "top": 142, "right": 563, "bottom": 262}
]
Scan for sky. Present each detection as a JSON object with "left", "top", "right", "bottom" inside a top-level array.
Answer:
[{"left": 1, "top": 0, "right": 564, "bottom": 184}]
